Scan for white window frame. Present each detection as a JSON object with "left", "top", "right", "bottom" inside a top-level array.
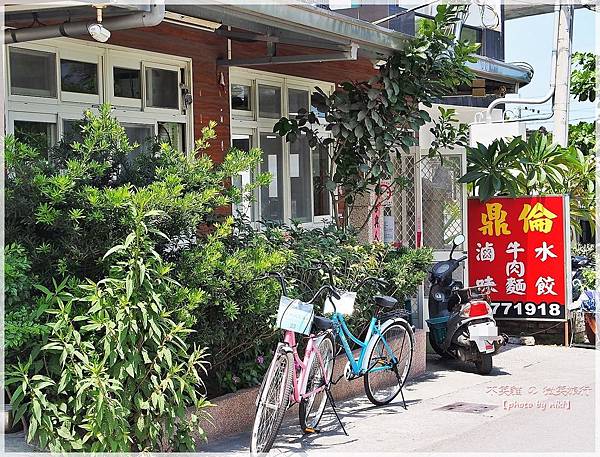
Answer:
[
  {"left": 230, "top": 77, "right": 255, "bottom": 120},
  {"left": 7, "top": 43, "right": 60, "bottom": 104},
  {"left": 229, "top": 67, "right": 335, "bottom": 227},
  {"left": 142, "top": 61, "right": 182, "bottom": 113},
  {"left": 107, "top": 50, "right": 143, "bottom": 109},
  {"left": 5, "top": 38, "right": 194, "bottom": 153},
  {"left": 59, "top": 47, "right": 103, "bottom": 104},
  {"left": 231, "top": 129, "right": 257, "bottom": 221},
  {"left": 7, "top": 111, "right": 58, "bottom": 146}
]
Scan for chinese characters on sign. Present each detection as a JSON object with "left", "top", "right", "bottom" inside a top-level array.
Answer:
[{"left": 468, "top": 196, "right": 569, "bottom": 320}]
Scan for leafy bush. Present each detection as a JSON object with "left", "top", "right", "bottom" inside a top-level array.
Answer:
[
  {"left": 5, "top": 104, "right": 266, "bottom": 283},
  {"left": 7, "top": 208, "right": 210, "bottom": 452},
  {"left": 257, "top": 222, "right": 432, "bottom": 332},
  {"left": 4, "top": 243, "right": 48, "bottom": 358},
  {"left": 176, "top": 218, "right": 290, "bottom": 394}
]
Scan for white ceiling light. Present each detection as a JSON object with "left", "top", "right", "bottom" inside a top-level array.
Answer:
[{"left": 88, "top": 4, "right": 111, "bottom": 42}]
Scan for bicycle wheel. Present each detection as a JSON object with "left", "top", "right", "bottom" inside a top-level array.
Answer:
[
  {"left": 364, "top": 320, "right": 414, "bottom": 406},
  {"left": 250, "top": 348, "right": 294, "bottom": 455},
  {"left": 299, "top": 333, "right": 335, "bottom": 431}
]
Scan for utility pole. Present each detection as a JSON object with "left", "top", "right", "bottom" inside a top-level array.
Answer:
[{"left": 552, "top": 4, "right": 574, "bottom": 147}]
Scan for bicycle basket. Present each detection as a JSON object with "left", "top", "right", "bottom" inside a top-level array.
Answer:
[
  {"left": 276, "top": 296, "right": 315, "bottom": 335},
  {"left": 323, "top": 291, "right": 357, "bottom": 316}
]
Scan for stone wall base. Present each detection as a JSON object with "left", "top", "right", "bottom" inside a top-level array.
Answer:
[{"left": 196, "top": 328, "right": 426, "bottom": 444}]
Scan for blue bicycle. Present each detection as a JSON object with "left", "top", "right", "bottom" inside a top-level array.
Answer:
[{"left": 312, "top": 264, "right": 415, "bottom": 406}]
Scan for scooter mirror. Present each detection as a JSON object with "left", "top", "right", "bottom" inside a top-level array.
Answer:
[{"left": 453, "top": 234, "right": 465, "bottom": 246}]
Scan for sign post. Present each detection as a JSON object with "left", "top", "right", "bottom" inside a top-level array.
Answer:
[{"left": 467, "top": 196, "right": 571, "bottom": 344}]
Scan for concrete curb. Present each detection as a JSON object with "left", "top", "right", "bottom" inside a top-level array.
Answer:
[{"left": 199, "top": 329, "right": 426, "bottom": 442}]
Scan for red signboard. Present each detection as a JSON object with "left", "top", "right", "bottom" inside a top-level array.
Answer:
[{"left": 467, "top": 196, "right": 570, "bottom": 320}]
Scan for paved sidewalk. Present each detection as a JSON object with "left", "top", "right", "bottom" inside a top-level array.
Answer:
[{"left": 201, "top": 344, "right": 596, "bottom": 454}]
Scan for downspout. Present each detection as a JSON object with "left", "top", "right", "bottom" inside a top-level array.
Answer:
[
  {"left": 4, "top": 1, "right": 165, "bottom": 44},
  {"left": 484, "top": 4, "right": 561, "bottom": 122}
]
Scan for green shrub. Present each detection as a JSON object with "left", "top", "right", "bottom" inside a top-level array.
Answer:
[
  {"left": 5, "top": 104, "right": 266, "bottom": 283},
  {"left": 4, "top": 243, "right": 49, "bottom": 359},
  {"left": 176, "top": 218, "right": 290, "bottom": 394},
  {"left": 255, "top": 222, "right": 432, "bottom": 334},
  {"left": 7, "top": 208, "right": 210, "bottom": 452}
]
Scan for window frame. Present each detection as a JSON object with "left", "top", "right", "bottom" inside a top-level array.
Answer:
[
  {"left": 5, "top": 38, "right": 194, "bottom": 153},
  {"left": 107, "top": 50, "right": 143, "bottom": 109},
  {"left": 142, "top": 61, "right": 182, "bottom": 113},
  {"left": 230, "top": 78, "right": 255, "bottom": 120},
  {"left": 229, "top": 67, "right": 335, "bottom": 227},
  {"left": 59, "top": 47, "right": 103, "bottom": 104},
  {"left": 7, "top": 43, "right": 59, "bottom": 105},
  {"left": 7, "top": 111, "right": 58, "bottom": 147}
]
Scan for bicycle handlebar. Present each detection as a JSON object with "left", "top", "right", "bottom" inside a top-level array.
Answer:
[
  {"left": 357, "top": 276, "right": 389, "bottom": 291},
  {"left": 254, "top": 271, "right": 287, "bottom": 296},
  {"left": 309, "top": 260, "right": 336, "bottom": 286}
]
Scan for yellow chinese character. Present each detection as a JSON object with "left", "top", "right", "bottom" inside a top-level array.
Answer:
[
  {"left": 518, "top": 203, "right": 557, "bottom": 234},
  {"left": 479, "top": 202, "right": 511, "bottom": 236}
]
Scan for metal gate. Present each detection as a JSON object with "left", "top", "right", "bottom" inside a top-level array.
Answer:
[{"left": 386, "top": 149, "right": 468, "bottom": 328}]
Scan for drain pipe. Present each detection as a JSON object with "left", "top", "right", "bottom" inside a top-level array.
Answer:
[
  {"left": 484, "top": 4, "right": 560, "bottom": 122},
  {"left": 4, "top": 1, "right": 165, "bottom": 44}
]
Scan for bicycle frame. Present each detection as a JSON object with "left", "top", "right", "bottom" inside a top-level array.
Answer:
[
  {"left": 282, "top": 330, "right": 330, "bottom": 405},
  {"left": 331, "top": 313, "right": 398, "bottom": 376}
]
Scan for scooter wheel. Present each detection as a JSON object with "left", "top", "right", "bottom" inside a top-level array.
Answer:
[
  {"left": 428, "top": 333, "right": 452, "bottom": 359},
  {"left": 475, "top": 354, "right": 493, "bottom": 375}
]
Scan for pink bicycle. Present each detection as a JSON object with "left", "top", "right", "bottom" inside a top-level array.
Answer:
[{"left": 250, "top": 272, "right": 340, "bottom": 455}]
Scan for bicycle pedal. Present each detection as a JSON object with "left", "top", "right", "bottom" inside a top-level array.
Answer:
[{"left": 303, "top": 427, "right": 320, "bottom": 434}]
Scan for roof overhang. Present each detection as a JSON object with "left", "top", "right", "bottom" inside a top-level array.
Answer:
[
  {"left": 467, "top": 56, "right": 533, "bottom": 85},
  {"left": 170, "top": 2, "right": 531, "bottom": 85},
  {"left": 504, "top": 1, "right": 589, "bottom": 20},
  {"left": 4, "top": 1, "right": 533, "bottom": 86},
  {"left": 168, "top": 2, "right": 412, "bottom": 58}
]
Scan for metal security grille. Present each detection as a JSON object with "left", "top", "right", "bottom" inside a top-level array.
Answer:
[
  {"left": 420, "top": 155, "right": 464, "bottom": 251},
  {"left": 390, "top": 152, "right": 418, "bottom": 247}
]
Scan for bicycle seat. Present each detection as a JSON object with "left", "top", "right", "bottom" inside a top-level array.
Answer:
[
  {"left": 373, "top": 295, "right": 398, "bottom": 309},
  {"left": 312, "top": 315, "right": 334, "bottom": 331}
]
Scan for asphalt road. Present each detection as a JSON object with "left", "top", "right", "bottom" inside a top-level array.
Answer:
[{"left": 201, "top": 344, "right": 597, "bottom": 455}]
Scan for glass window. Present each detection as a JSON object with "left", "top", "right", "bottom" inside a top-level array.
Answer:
[
  {"left": 232, "top": 134, "right": 255, "bottom": 221},
  {"left": 61, "top": 59, "right": 98, "bottom": 94},
  {"left": 259, "top": 133, "right": 284, "bottom": 222},
  {"left": 311, "top": 90, "right": 328, "bottom": 118},
  {"left": 10, "top": 48, "right": 57, "bottom": 98},
  {"left": 288, "top": 88, "right": 309, "bottom": 117},
  {"left": 123, "top": 124, "right": 155, "bottom": 161},
  {"left": 158, "top": 122, "right": 185, "bottom": 152},
  {"left": 312, "top": 147, "right": 331, "bottom": 217},
  {"left": 460, "top": 26, "right": 482, "bottom": 55},
  {"left": 145, "top": 67, "right": 179, "bottom": 109},
  {"left": 289, "top": 132, "right": 312, "bottom": 223},
  {"left": 114, "top": 67, "right": 141, "bottom": 99},
  {"left": 62, "top": 119, "right": 84, "bottom": 144},
  {"left": 258, "top": 85, "right": 281, "bottom": 119},
  {"left": 14, "top": 120, "right": 55, "bottom": 150},
  {"left": 231, "top": 84, "right": 251, "bottom": 111}
]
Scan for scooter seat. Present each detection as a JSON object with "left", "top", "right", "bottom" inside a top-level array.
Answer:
[
  {"left": 373, "top": 295, "right": 398, "bottom": 309},
  {"left": 312, "top": 315, "right": 334, "bottom": 331}
]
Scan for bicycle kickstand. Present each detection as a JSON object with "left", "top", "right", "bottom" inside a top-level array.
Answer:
[
  {"left": 393, "top": 366, "right": 408, "bottom": 410},
  {"left": 325, "top": 387, "right": 349, "bottom": 436},
  {"left": 399, "top": 385, "right": 407, "bottom": 410}
]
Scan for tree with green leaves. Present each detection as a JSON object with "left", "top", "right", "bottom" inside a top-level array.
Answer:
[
  {"left": 459, "top": 132, "right": 595, "bottom": 236},
  {"left": 571, "top": 51, "right": 596, "bottom": 102},
  {"left": 273, "top": 4, "right": 478, "bottom": 230}
]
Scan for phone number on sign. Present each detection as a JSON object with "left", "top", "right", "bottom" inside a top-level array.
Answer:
[{"left": 492, "top": 301, "right": 565, "bottom": 319}]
